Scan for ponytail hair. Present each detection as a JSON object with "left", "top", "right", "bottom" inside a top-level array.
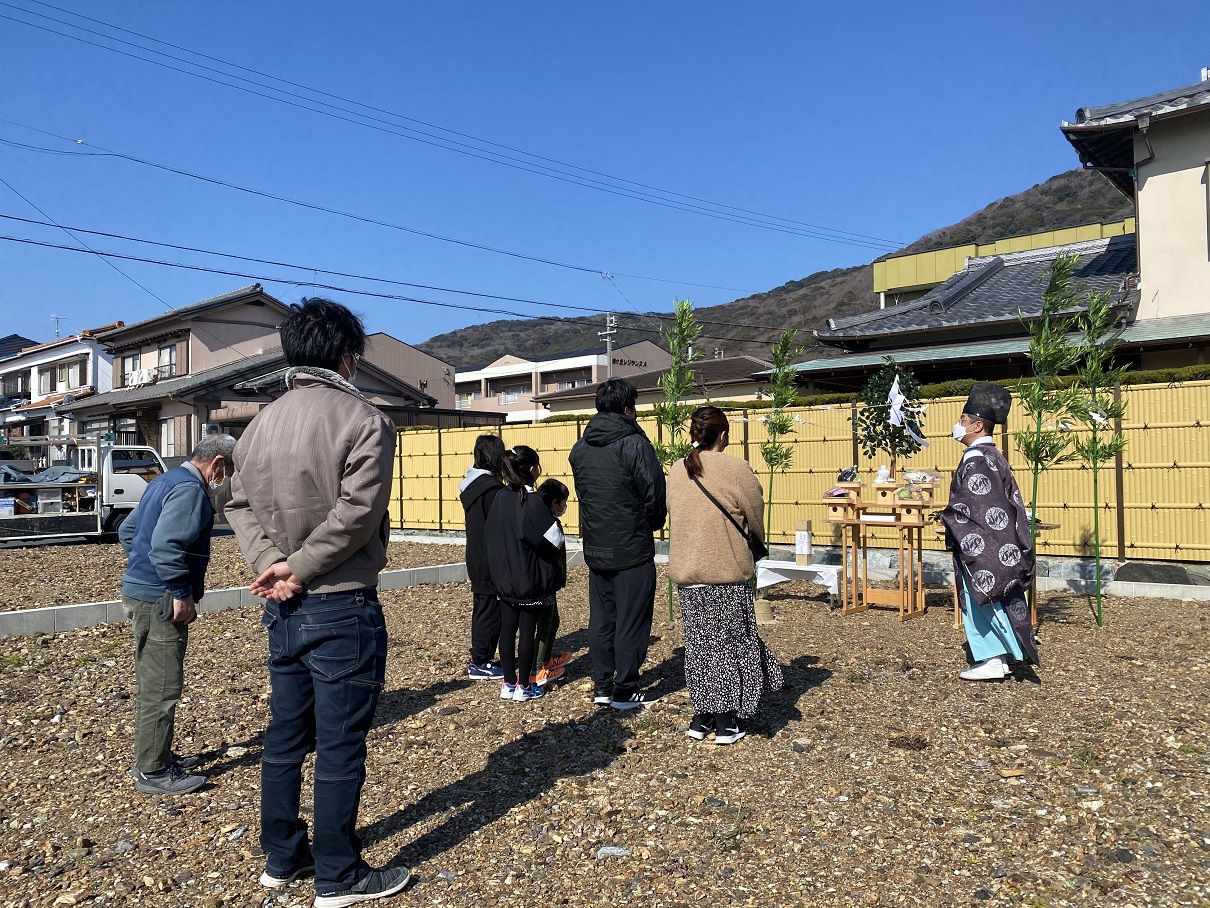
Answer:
[
  {"left": 685, "top": 406, "right": 729, "bottom": 479},
  {"left": 500, "top": 444, "right": 541, "bottom": 501}
]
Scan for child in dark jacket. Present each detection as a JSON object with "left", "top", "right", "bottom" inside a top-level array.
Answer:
[
  {"left": 485, "top": 446, "right": 566, "bottom": 702},
  {"left": 459, "top": 435, "right": 506, "bottom": 680},
  {"left": 533, "top": 479, "right": 571, "bottom": 686}
]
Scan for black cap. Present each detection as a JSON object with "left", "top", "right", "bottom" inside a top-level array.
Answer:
[{"left": 963, "top": 382, "right": 1011, "bottom": 425}]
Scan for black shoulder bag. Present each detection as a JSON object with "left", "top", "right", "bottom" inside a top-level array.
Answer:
[{"left": 691, "top": 475, "right": 768, "bottom": 563}]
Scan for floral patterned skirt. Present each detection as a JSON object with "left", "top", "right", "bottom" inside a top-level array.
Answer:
[{"left": 678, "top": 582, "right": 784, "bottom": 719}]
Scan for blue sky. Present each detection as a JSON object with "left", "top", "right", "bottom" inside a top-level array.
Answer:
[{"left": 1, "top": 1, "right": 1206, "bottom": 355}]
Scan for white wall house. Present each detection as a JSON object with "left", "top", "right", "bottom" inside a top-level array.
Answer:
[{"left": 0, "top": 323, "right": 121, "bottom": 462}]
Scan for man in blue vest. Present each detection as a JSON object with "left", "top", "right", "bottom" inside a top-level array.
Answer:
[{"left": 119, "top": 433, "right": 236, "bottom": 795}]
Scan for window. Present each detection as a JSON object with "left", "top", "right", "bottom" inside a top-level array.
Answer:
[
  {"left": 67, "top": 360, "right": 84, "bottom": 389},
  {"left": 81, "top": 417, "right": 110, "bottom": 440},
  {"left": 497, "top": 383, "right": 531, "bottom": 405},
  {"left": 110, "top": 448, "right": 164, "bottom": 482},
  {"left": 157, "top": 345, "right": 176, "bottom": 379},
  {"left": 114, "top": 416, "right": 139, "bottom": 445},
  {"left": 121, "top": 353, "right": 141, "bottom": 385},
  {"left": 159, "top": 418, "right": 176, "bottom": 458},
  {"left": 2, "top": 372, "right": 29, "bottom": 398},
  {"left": 39, "top": 369, "right": 51, "bottom": 395}
]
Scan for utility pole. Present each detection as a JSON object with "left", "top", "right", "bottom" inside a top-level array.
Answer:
[
  {"left": 599, "top": 313, "right": 618, "bottom": 378},
  {"left": 50, "top": 315, "right": 69, "bottom": 338}
]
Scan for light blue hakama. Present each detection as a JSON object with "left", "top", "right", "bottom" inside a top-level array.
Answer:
[{"left": 960, "top": 569, "right": 1025, "bottom": 663}]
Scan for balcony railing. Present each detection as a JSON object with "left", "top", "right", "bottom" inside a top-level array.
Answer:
[
  {"left": 498, "top": 393, "right": 519, "bottom": 405},
  {"left": 455, "top": 399, "right": 472, "bottom": 410}
]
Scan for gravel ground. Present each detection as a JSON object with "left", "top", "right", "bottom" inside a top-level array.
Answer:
[
  {"left": 0, "top": 551, "right": 1208, "bottom": 908},
  {"left": 0, "top": 538, "right": 468, "bottom": 611}
]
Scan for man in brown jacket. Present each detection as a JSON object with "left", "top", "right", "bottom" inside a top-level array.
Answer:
[{"left": 226, "top": 298, "right": 408, "bottom": 906}]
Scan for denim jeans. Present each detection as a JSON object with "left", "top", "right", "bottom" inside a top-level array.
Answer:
[
  {"left": 259, "top": 589, "right": 387, "bottom": 894},
  {"left": 122, "top": 595, "right": 189, "bottom": 773}
]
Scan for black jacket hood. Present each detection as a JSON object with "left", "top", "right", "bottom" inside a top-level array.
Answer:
[{"left": 582, "top": 411, "right": 645, "bottom": 447}]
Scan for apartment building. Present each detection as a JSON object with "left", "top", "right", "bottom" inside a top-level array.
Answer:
[{"left": 454, "top": 340, "right": 669, "bottom": 422}]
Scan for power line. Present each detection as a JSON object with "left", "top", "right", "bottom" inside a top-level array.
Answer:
[
  {"left": 0, "top": 232, "right": 800, "bottom": 349},
  {"left": 0, "top": 211, "right": 794, "bottom": 333},
  {"left": 0, "top": 174, "right": 170, "bottom": 308},
  {"left": 0, "top": 125, "right": 759, "bottom": 294},
  {"left": 0, "top": 4, "right": 902, "bottom": 251},
  {"left": 18, "top": 0, "right": 902, "bottom": 247}
]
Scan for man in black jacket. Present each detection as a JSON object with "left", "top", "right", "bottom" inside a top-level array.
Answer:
[
  {"left": 459, "top": 434, "right": 506, "bottom": 680},
  {"left": 569, "top": 378, "right": 667, "bottom": 710}
]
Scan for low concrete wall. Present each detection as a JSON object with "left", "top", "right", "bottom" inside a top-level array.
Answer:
[
  {"left": 1, "top": 561, "right": 465, "bottom": 639},
  {"left": 1, "top": 544, "right": 1205, "bottom": 639}
]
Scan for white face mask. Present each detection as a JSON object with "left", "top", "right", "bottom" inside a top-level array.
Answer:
[
  {"left": 209, "top": 462, "right": 226, "bottom": 490},
  {"left": 952, "top": 422, "right": 967, "bottom": 442}
]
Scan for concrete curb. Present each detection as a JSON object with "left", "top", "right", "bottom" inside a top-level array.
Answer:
[
  {"left": 1, "top": 548, "right": 1204, "bottom": 638},
  {"left": 1, "top": 561, "right": 469, "bottom": 639}
]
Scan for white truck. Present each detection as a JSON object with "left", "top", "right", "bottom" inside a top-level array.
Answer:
[{"left": 0, "top": 436, "right": 168, "bottom": 543}]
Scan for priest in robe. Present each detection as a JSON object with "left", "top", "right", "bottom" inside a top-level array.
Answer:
[{"left": 940, "top": 382, "right": 1039, "bottom": 681}]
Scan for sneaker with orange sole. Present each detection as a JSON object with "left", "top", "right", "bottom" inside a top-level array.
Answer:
[
  {"left": 545, "top": 652, "right": 572, "bottom": 669},
  {"left": 533, "top": 664, "right": 565, "bottom": 686}
]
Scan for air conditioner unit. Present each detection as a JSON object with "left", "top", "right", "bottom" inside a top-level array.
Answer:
[
  {"left": 143, "top": 368, "right": 158, "bottom": 385},
  {"left": 200, "top": 423, "right": 224, "bottom": 437}
]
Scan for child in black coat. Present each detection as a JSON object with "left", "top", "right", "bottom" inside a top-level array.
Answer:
[
  {"left": 533, "top": 479, "right": 571, "bottom": 685},
  {"left": 485, "top": 446, "right": 567, "bottom": 702}
]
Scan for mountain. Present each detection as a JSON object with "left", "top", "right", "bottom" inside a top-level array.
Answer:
[{"left": 417, "top": 169, "right": 1133, "bottom": 366}]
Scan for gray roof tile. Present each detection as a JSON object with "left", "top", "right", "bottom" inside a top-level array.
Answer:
[
  {"left": 57, "top": 350, "right": 285, "bottom": 412},
  {"left": 817, "top": 235, "right": 1136, "bottom": 344}
]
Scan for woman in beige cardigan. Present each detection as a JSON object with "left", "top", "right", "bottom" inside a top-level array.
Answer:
[{"left": 667, "top": 407, "right": 784, "bottom": 744}]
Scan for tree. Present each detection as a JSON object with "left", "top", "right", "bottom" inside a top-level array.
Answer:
[
  {"left": 759, "top": 329, "right": 804, "bottom": 545},
  {"left": 1071, "top": 287, "right": 1128, "bottom": 627},
  {"left": 1013, "top": 253, "right": 1084, "bottom": 601},
  {"left": 852, "top": 358, "right": 926, "bottom": 476},
  {"left": 652, "top": 299, "right": 702, "bottom": 469},
  {"left": 652, "top": 299, "right": 701, "bottom": 619}
]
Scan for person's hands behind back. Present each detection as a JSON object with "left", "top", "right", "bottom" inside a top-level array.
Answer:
[{"left": 250, "top": 562, "right": 304, "bottom": 602}]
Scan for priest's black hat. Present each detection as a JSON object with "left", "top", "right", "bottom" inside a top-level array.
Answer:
[{"left": 963, "top": 382, "right": 1011, "bottom": 426}]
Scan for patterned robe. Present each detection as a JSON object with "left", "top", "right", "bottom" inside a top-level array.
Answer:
[{"left": 940, "top": 439, "right": 1039, "bottom": 665}]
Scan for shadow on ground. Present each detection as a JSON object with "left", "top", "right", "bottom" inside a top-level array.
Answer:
[{"left": 364, "top": 713, "right": 634, "bottom": 867}]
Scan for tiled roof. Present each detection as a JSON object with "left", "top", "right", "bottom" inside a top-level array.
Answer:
[
  {"left": 783, "top": 312, "right": 1210, "bottom": 376},
  {"left": 1061, "top": 76, "right": 1210, "bottom": 196},
  {"left": 817, "top": 235, "right": 1137, "bottom": 345},
  {"left": 0, "top": 334, "right": 38, "bottom": 359},
  {"left": 534, "top": 355, "right": 771, "bottom": 402},
  {"left": 94, "top": 285, "right": 289, "bottom": 341},
  {"left": 15, "top": 387, "right": 95, "bottom": 411},
  {"left": 57, "top": 350, "right": 285, "bottom": 413},
  {"left": 233, "top": 360, "right": 436, "bottom": 407},
  {"left": 1066, "top": 77, "right": 1210, "bottom": 128},
  {"left": 16, "top": 323, "right": 125, "bottom": 356}
]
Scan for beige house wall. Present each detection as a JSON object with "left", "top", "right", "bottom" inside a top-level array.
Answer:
[
  {"left": 364, "top": 334, "right": 453, "bottom": 407},
  {"left": 188, "top": 306, "right": 281, "bottom": 373},
  {"left": 1135, "top": 114, "right": 1210, "bottom": 320}
]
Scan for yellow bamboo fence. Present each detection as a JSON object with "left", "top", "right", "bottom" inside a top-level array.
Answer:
[{"left": 390, "top": 380, "right": 1210, "bottom": 563}]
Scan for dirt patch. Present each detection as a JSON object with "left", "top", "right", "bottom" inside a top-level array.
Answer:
[{"left": 0, "top": 568, "right": 1207, "bottom": 907}]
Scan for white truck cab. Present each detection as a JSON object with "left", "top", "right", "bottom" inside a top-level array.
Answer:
[{"left": 0, "top": 436, "right": 168, "bottom": 542}]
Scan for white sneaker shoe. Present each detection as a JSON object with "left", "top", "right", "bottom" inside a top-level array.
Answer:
[{"left": 959, "top": 656, "right": 1009, "bottom": 681}]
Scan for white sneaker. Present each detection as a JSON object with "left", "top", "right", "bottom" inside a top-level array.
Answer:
[{"left": 959, "top": 656, "right": 1009, "bottom": 681}]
